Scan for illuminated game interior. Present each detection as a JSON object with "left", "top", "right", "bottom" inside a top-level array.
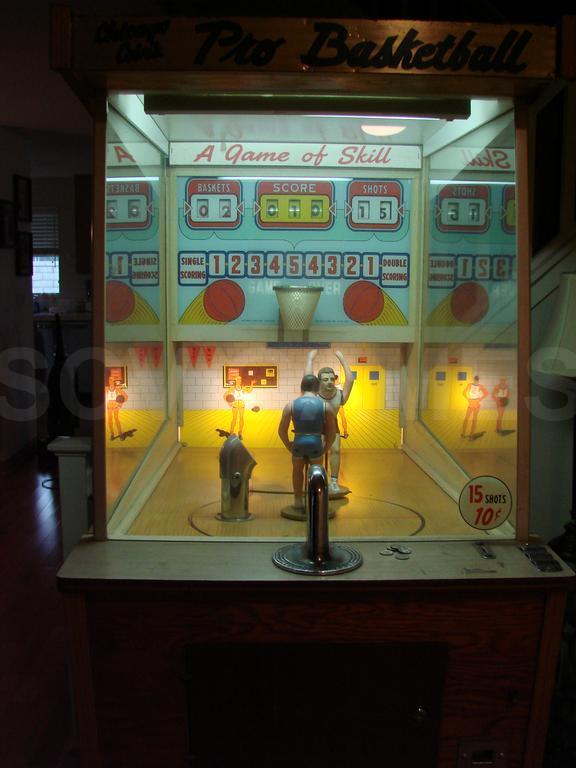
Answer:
[{"left": 104, "top": 97, "right": 517, "bottom": 540}]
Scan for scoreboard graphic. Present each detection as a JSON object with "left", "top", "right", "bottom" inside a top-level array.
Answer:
[
  {"left": 427, "top": 182, "right": 516, "bottom": 328},
  {"left": 176, "top": 175, "right": 412, "bottom": 327},
  {"left": 185, "top": 179, "right": 242, "bottom": 229},
  {"left": 347, "top": 180, "right": 404, "bottom": 231},
  {"left": 105, "top": 179, "right": 161, "bottom": 326},
  {"left": 435, "top": 184, "right": 490, "bottom": 234},
  {"left": 106, "top": 181, "right": 154, "bottom": 231}
]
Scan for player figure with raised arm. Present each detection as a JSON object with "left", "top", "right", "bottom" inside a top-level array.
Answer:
[
  {"left": 222, "top": 374, "right": 260, "bottom": 439},
  {"left": 305, "top": 349, "right": 354, "bottom": 498}
]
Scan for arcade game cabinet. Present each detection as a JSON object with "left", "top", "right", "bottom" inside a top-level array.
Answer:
[{"left": 52, "top": 11, "right": 574, "bottom": 768}]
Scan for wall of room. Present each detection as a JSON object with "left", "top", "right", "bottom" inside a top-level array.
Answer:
[{"left": 0, "top": 127, "right": 36, "bottom": 460}]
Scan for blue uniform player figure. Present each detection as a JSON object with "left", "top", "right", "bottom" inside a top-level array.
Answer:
[{"left": 278, "top": 374, "right": 337, "bottom": 514}]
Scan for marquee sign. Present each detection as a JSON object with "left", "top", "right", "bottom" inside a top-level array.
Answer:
[
  {"left": 170, "top": 142, "right": 422, "bottom": 169},
  {"left": 69, "top": 17, "right": 556, "bottom": 79}
]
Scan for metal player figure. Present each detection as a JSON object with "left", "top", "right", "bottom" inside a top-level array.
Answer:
[
  {"left": 305, "top": 349, "right": 354, "bottom": 498},
  {"left": 278, "top": 374, "right": 337, "bottom": 513},
  {"left": 222, "top": 375, "right": 260, "bottom": 439},
  {"left": 106, "top": 375, "right": 128, "bottom": 441},
  {"left": 492, "top": 377, "right": 511, "bottom": 434}
]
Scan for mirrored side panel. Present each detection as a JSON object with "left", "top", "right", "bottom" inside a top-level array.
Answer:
[
  {"left": 419, "top": 110, "right": 517, "bottom": 536},
  {"left": 104, "top": 108, "right": 167, "bottom": 519}
]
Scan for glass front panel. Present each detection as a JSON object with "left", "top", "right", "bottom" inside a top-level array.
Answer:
[{"left": 103, "top": 100, "right": 518, "bottom": 539}]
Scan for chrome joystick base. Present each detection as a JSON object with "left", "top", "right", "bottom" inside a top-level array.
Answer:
[{"left": 272, "top": 542, "right": 363, "bottom": 576}]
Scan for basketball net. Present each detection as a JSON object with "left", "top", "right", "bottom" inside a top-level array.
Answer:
[{"left": 273, "top": 286, "right": 323, "bottom": 341}]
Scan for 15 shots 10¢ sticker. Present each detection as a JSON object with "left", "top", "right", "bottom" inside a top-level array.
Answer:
[{"left": 458, "top": 476, "right": 512, "bottom": 530}]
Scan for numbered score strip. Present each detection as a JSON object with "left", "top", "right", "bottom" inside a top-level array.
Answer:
[
  {"left": 428, "top": 254, "right": 513, "bottom": 288},
  {"left": 459, "top": 476, "right": 512, "bottom": 531},
  {"left": 178, "top": 251, "right": 409, "bottom": 287}
]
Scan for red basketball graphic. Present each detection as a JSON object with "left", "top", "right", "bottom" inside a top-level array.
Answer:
[
  {"left": 106, "top": 280, "right": 135, "bottom": 323},
  {"left": 343, "top": 281, "right": 384, "bottom": 323},
  {"left": 450, "top": 282, "right": 489, "bottom": 324},
  {"left": 203, "top": 280, "right": 245, "bottom": 322}
]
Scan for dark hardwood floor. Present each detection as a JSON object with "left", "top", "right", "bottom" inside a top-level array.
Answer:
[{"left": 0, "top": 450, "right": 79, "bottom": 768}]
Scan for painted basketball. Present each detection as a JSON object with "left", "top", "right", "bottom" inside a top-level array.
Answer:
[
  {"left": 106, "top": 280, "right": 135, "bottom": 323},
  {"left": 450, "top": 282, "right": 489, "bottom": 324},
  {"left": 225, "top": 393, "right": 235, "bottom": 403},
  {"left": 203, "top": 280, "right": 245, "bottom": 322},
  {"left": 343, "top": 281, "right": 384, "bottom": 323}
]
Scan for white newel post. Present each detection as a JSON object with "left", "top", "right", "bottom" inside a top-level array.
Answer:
[{"left": 48, "top": 437, "right": 93, "bottom": 559}]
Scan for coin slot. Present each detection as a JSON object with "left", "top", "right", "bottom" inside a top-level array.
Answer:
[{"left": 471, "top": 749, "right": 496, "bottom": 765}]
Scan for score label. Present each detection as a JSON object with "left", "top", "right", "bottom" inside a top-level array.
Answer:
[
  {"left": 256, "top": 180, "right": 334, "bottom": 229},
  {"left": 458, "top": 476, "right": 512, "bottom": 530},
  {"left": 185, "top": 179, "right": 242, "bottom": 229},
  {"left": 179, "top": 252, "right": 208, "bottom": 285},
  {"left": 436, "top": 184, "right": 490, "bottom": 234},
  {"left": 106, "top": 181, "right": 153, "bottom": 230},
  {"left": 347, "top": 180, "right": 403, "bottom": 230}
]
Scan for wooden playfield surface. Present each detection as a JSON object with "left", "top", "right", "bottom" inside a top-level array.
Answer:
[
  {"left": 123, "top": 446, "right": 512, "bottom": 539},
  {"left": 105, "top": 406, "right": 516, "bottom": 537}
]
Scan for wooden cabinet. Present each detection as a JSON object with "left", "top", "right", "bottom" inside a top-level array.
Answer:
[{"left": 59, "top": 541, "right": 573, "bottom": 768}]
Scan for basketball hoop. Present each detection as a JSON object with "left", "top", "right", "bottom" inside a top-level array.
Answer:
[{"left": 273, "top": 286, "right": 323, "bottom": 338}]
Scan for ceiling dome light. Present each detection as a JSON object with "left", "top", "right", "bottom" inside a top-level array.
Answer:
[{"left": 361, "top": 125, "right": 406, "bottom": 137}]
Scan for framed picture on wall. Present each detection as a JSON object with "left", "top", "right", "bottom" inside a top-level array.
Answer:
[
  {"left": 13, "top": 174, "right": 32, "bottom": 223},
  {"left": 106, "top": 366, "right": 129, "bottom": 387},
  {"left": 0, "top": 200, "right": 15, "bottom": 247},
  {"left": 15, "top": 231, "right": 33, "bottom": 277}
]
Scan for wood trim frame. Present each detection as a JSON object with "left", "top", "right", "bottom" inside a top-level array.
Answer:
[
  {"left": 63, "top": 594, "right": 101, "bottom": 768},
  {"left": 515, "top": 102, "right": 532, "bottom": 542},
  {"left": 523, "top": 590, "right": 567, "bottom": 767},
  {"left": 91, "top": 97, "right": 108, "bottom": 541}
]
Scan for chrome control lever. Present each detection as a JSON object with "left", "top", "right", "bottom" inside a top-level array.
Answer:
[{"left": 273, "top": 464, "right": 362, "bottom": 576}]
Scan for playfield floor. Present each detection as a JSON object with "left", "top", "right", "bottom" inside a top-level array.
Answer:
[
  {"left": 123, "top": 446, "right": 513, "bottom": 540},
  {"left": 106, "top": 406, "right": 517, "bottom": 538}
]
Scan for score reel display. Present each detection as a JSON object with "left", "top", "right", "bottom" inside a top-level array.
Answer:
[
  {"left": 106, "top": 181, "right": 153, "bottom": 230},
  {"left": 347, "top": 180, "right": 404, "bottom": 230},
  {"left": 256, "top": 180, "right": 334, "bottom": 229},
  {"left": 436, "top": 184, "right": 490, "bottom": 234},
  {"left": 185, "top": 179, "right": 242, "bottom": 229}
]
